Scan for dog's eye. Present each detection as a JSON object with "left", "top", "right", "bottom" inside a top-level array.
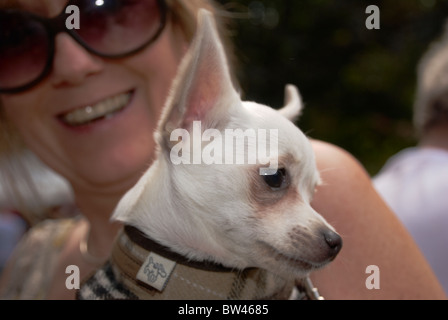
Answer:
[{"left": 262, "top": 168, "right": 288, "bottom": 190}]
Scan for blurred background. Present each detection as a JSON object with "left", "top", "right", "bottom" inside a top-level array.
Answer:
[{"left": 218, "top": 0, "right": 448, "bottom": 175}]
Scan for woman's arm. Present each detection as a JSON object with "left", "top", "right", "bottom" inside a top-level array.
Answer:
[{"left": 310, "top": 140, "right": 446, "bottom": 299}]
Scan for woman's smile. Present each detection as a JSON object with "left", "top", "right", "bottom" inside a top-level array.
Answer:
[{"left": 58, "top": 90, "right": 134, "bottom": 128}]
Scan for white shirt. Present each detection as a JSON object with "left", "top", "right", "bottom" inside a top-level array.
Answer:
[{"left": 374, "top": 147, "right": 448, "bottom": 294}]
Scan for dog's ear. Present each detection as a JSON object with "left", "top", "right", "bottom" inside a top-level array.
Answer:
[
  {"left": 157, "top": 9, "right": 238, "bottom": 141},
  {"left": 278, "top": 84, "right": 303, "bottom": 122}
]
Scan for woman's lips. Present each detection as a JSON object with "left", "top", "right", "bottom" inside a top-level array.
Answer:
[{"left": 58, "top": 91, "right": 134, "bottom": 127}]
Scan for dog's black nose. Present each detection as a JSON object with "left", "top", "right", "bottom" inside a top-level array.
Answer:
[{"left": 322, "top": 229, "right": 342, "bottom": 256}]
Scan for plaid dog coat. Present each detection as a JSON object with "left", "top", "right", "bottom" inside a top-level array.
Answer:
[{"left": 77, "top": 226, "right": 319, "bottom": 300}]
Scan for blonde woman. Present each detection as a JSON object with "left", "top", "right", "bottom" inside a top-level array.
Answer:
[{"left": 0, "top": 0, "right": 445, "bottom": 299}]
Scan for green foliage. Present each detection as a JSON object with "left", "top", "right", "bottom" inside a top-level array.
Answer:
[{"left": 220, "top": 0, "right": 448, "bottom": 175}]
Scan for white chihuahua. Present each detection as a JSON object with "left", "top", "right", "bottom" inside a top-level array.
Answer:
[{"left": 79, "top": 10, "right": 341, "bottom": 300}]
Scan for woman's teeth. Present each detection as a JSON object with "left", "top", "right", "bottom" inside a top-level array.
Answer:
[{"left": 61, "top": 92, "right": 132, "bottom": 126}]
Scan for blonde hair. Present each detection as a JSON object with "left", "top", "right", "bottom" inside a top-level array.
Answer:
[
  {"left": 414, "top": 22, "right": 448, "bottom": 135},
  {"left": 167, "top": 0, "right": 238, "bottom": 83},
  {"left": 0, "top": 0, "right": 237, "bottom": 224}
]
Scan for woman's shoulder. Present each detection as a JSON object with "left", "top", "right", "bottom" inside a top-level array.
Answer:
[
  {"left": 311, "top": 139, "right": 363, "bottom": 166},
  {"left": 310, "top": 139, "right": 370, "bottom": 186},
  {"left": 309, "top": 139, "right": 376, "bottom": 228},
  {"left": 309, "top": 140, "right": 447, "bottom": 299}
]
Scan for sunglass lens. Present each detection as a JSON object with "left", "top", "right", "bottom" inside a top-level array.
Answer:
[
  {"left": 74, "top": 0, "right": 163, "bottom": 56},
  {"left": 0, "top": 12, "right": 50, "bottom": 91}
]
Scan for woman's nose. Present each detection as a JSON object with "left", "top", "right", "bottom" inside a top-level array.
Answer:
[{"left": 51, "top": 33, "right": 104, "bottom": 88}]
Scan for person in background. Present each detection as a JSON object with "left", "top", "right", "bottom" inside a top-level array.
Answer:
[{"left": 374, "top": 23, "right": 448, "bottom": 294}]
